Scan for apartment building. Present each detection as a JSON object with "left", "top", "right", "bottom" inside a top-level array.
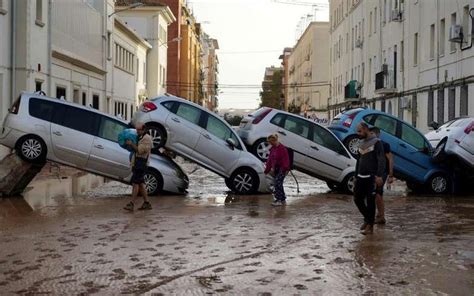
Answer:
[
  {"left": 279, "top": 47, "right": 292, "bottom": 111},
  {"left": 329, "top": 0, "right": 474, "bottom": 133},
  {"left": 201, "top": 33, "right": 219, "bottom": 111}
]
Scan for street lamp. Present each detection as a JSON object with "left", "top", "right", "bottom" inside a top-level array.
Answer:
[{"left": 108, "top": 2, "right": 144, "bottom": 18}]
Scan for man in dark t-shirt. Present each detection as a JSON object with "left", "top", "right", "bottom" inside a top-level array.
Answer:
[{"left": 370, "top": 127, "right": 394, "bottom": 224}]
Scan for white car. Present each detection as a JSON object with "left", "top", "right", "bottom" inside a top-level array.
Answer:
[
  {"left": 238, "top": 107, "right": 357, "bottom": 193},
  {"left": 131, "top": 95, "right": 271, "bottom": 195},
  {"left": 425, "top": 117, "right": 474, "bottom": 168},
  {"left": 0, "top": 92, "right": 189, "bottom": 195}
]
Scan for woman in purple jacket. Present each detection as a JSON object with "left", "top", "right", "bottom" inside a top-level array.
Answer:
[{"left": 264, "top": 134, "right": 290, "bottom": 206}]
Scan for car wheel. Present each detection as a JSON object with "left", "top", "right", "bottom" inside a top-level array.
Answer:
[
  {"left": 344, "top": 136, "right": 361, "bottom": 158},
  {"left": 146, "top": 124, "right": 167, "bottom": 150},
  {"left": 326, "top": 181, "right": 339, "bottom": 191},
  {"left": 426, "top": 173, "right": 450, "bottom": 194},
  {"left": 433, "top": 138, "right": 448, "bottom": 163},
  {"left": 252, "top": 139, "right": 271, "bottom": 162},
  {"left": 230, "top": 169, "right": 259, "bottom": 195},
  {"left": 342, "top": 173, "right": 356, "bottom": 194},
  {"left": 16, "top": 135, "right": 47, "bottom": 163},
  {"left": 144, "top": 170, "right": 163, "bottom": 196}
]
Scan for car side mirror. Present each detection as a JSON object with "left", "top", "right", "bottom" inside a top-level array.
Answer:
[
  {"left": 429, "top": 121, "right": 439, "bottom": 130},
  {"left": 421, "top": 147, "right": 430, "bottom": 154},
  {"left": 226, "top": 138, "right": 236, "bottom": 149}
]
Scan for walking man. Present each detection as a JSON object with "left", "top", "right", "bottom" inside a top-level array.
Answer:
[
  {"left": 264, "top": 134, "right": 290, "bottom": 206},
  {"left": 354, "top": 123, "right": 386, "bottom": 234},
  {"left": 124, "top": 122, "right": 153, "bottom": 211},
  {"left": 371, "top": 127, "right": 394, "bottom": 224}
]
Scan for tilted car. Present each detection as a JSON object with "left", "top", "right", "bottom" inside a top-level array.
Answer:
[
  {"left": 131, "top": 95, "right": 271, "bottom": 195},
  {"left": 0, "top": 92, "right": 189, "bottom": 195},
  {"left": 328, "top": 108, "right": 452, "bottom": 194},
  {"left": 238, "top": 107, "right": 356, "bottom": 193},
  {"left": 425, "top": 117, "right": 474, "bottom": 169}
]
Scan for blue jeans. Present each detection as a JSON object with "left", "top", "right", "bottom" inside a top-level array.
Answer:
[{"left": 274, "top": 171, "right": 286, "bottom": 202}]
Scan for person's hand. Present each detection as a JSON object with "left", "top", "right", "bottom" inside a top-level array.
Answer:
[
  {"left": 387, "top": 175, "right": 394, "bottom": 184},
  {"left": 375, "top": 176, "right": 383, "bottom": 187}
]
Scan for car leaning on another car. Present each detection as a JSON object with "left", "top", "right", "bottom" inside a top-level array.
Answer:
[
  {"left": 0, "top": 92, "right": 189, "bottom": 195},
  {"left": 238, "top": 107, "right": 357, "bottom": 193},
  {"left": 425, "top": 117, "right": 474, "bottom": 169},
  {"left": 328, "top": 108, "right": 453, "bottom": 194},
  {"left": 131, "top": 94, "right": 272, "bottom": 195}
]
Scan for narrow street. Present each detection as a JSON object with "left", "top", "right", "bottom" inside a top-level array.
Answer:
[{"left": 0, "top": 162, "right": 473, "bottom": 295}]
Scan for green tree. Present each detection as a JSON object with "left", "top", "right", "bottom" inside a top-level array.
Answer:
[
  {"left": 224, "top": 115, "right": 243, "bottom": 126},
  {"left": 260, "top": 69, "right": 283, "bottom": 109}
]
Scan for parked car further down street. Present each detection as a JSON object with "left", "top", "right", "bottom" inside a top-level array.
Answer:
[
  {"left": 131, "top": 95, "right": 272, "bottom": 195},
  {"left": 0, "top": 92, "right": 189, "bottom": 195},
  {"left": 425, "top": 117, "right": 474, "bottom": 169},
  {"left": 329, "top": 108, "right": 452, "bottom": 194},
  {"left": 238, "top": 107, "right": 357, "bottom": 193}
]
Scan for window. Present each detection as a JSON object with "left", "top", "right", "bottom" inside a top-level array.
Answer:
[
  {"left": 29, "top": 98, "right": 55, "bottom": 121},
  {"left": 369, "top": 58, "right": 372, "bottom": 83},
  {"left": 311, "top": 124, "right": 347, "bottom": 155},
  {"left": 143, "top": 62, "right": 146, "bottom": 83},
  {"left": 369, "top": 11, "right": 373, "bottom": 36},
  {"left": 401, "top": 124, "right": 425, "bottom": 150},
  {"left": 400, "top": 41, "right": 404, "bottom": 72},
  {"left": 460, "top": 85, "right": 468, "bottom": 116},
  {"left": 430, "top": 24, "right": 435, "bottom": 60},
  {"left": 463, "top": 5, "right": 470, "bottom": 43},
  {"left": 36, "top": 0, "right": 43, "bottom": 24},
  {"left": 381, "top": 100, "right": 386, "bottom": 112},
  {"left": 440, "top": 19, "right": 445, "bottom": 56},
  {"left": 175, "top": 103, "right": 201, "bottom": 124},
  {"left": 270, "top": 113, "right": 285, "bottom": 127},
  {"left": 62, "top": 107, "right": 98, "bottom": 135},
  {"left": 82, "top": 92, "right": 87, "bottom": 106},
  {"left": 451, "top": 13, "right": 457, "bottom": 52},
  {"left": 374, "top": 8, "right": 377, "bottom": 34},
  {"left": 428, "top": 91, "right": 434, "bottom": 124},
  {"left": 107, "top": 32, "right": 112, "bottom": 60},
  {"left": 437, "top": 89, "right": 445, "bottom": 124},
  {"left": 283, "top": 116, "right": 310, "bottom": 138},
  {"left": 373, "top": 115, "right": 397, "bottom": 136},
  {"left": 98, "top": 117, "right": 126, "bottom": 142},
  {"left": 448, "top": 88, "right": 455, "bottom": 121},
  {"left": 383, "top": 0, "right": 387, "bottom": 24},
  {"left": 136, "top": 58, "right": 139, "bottom": 82},
  {"left": 161, "top": 101, "right": 175, "bottom": 111},
  {"left": 206, "top": 115, "right": 231, "bottom": 141},
  {"left": 56, "top": 86, "right": 66, "bottom": 99},
  {"left": 114, "top": 44, "right": 134, "bottom": 73},
  {"left": 35, "top": 81, "right": 43, "bottom": 92},
  {"left": 92, "top": 94, "right": 99, "bottom": 110},
  {"left": 412, "top": 94, "right": 417, "bottom": 128},
  {"left": 413, "top": 33, "right": 418, "bottom": 66}
]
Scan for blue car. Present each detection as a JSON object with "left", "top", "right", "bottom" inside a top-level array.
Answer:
[{"left": 328, "top": 108, "right": 452, "bottom": 194}]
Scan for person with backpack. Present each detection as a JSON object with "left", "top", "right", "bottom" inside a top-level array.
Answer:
[
  {"left": 124, "top": 122, "right": 153, "bottom": 211},
  {"left": 354, "top": 122, "right": 386, "bottom": 235},
  {"left": 264, "top": 134, "right": 290, "bottom": 206}
]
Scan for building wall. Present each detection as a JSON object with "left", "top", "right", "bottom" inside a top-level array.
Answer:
[
  {"left": 179, "top": 20, "right": 201, "bottom": 102},
  {"left": 0, "top": 0, "right": 11, "bottom": 126}
]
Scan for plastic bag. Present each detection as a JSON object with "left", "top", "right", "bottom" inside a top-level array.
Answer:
[{"left": 118, "top": 128, "right": 138, "bottom": 152}]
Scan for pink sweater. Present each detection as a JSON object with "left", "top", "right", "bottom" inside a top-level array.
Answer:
[{"left": 265, "top": 144, "right": 290, "bottom": 174}]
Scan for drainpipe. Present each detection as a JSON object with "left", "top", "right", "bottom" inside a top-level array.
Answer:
[
  {"left": 47, "top": 0, "right": 52, "bottom": 95},
  {"left": 436, "top": 0, "right": 440, "bottom": 85},
  {"left": 10, "top": 0, "right": 16, "bottom": 103}
]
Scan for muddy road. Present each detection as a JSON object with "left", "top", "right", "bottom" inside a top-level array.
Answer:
[{"left": 0, "top": 163, "right": 473, "bottom": 295}]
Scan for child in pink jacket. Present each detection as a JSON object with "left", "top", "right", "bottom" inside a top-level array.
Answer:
[{"left": 264, "top": 134, "right": 290, "bottom": 206}]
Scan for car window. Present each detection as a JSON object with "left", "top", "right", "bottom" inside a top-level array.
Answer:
[
  {"left": 161, "top": 101, "right": 175, "bottom": 111},
  {"left": 175, "top": 103, "right": 201, "bottom": 124},
  {"left": 270, "top": 113, "right": 285, "bottom": 127},
  {"left": 373, "top": 115, "right": 397, "bottom": 136},
  {"left": 249, "top": 107, "right": 269, "bottom": 117},
  {"left": 401, "top": 123, "right": 426, "bottom": 149},
  {"left": 284, "top": 116, "right": 310, "bottom": 138},
  {"left": 206, "top": 115, "right": 242, "bottom": 150},
  {"left": 61, "top": 106, "right": 98, "bottom": 135},
  {"left": 362, "top": 114, "right": 376, "bottom": 125},
  {"left": 98, "top": 116, "right": 127, "bottom": 142},
  {"left": 29, "top": 98, "right": 56, "bottom": 121},
  {"left": 312, "top": 124, "right": 347, "bottom": 155}
]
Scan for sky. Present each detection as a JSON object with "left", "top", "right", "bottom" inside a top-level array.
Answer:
[{"left": 188, "top": 0, "right": 329, "bottom": 110}]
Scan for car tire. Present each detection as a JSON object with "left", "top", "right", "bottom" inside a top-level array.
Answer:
[
  {"left": 252, "top": 139, "right": 271, "bottom": 162},
  {"left": 344, "top": 136, "right": 361, "bottom": 158},
  {"left": 230, "top": 168, "right": 259, "bottom": 195},
  {"left": 16, "top": 135, "right": 47, "bottom": 164},
  {"left": 433, "top": 138, "right": 448, "bottom": 163},
  {"left": 326, "top": 181, "right": 339, "bottom": 191},
  {"left": 146, "top": 124, "right": 167, "bottom": 151},
  {"left": 144, "top": 169, "right": 163, "bottom": 196},
  {"left": 426, "top": 173, "right": 450, "bottom": 194},
  {"left": 341, "top": 173, "right": 356, "bottom": 194},
  {"left": 224, "top": 178, "right": 233, "bottom": 191}
]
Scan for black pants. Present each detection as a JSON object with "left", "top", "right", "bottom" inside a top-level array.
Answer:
[
  {"left": 131, "top": 157, "right": 147, "bottom": 185},
  {"left": 354, "top": 176, "right": 376, "bottom": 225}
]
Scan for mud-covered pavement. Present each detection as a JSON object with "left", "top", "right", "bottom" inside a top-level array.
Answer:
[{"left": 0, "top": 162, "right": 473, "bottom": 295}]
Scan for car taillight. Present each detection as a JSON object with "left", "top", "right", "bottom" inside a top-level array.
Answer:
[
  {"left": 342, "top": 111, "right": 362, "bottom": 128},
  {"left": 252, "top": 108, "right": 272, "bottom": 124},
  {"left": 464, "top": 121, "right": 474, "bottom": 134},
  {"left": 141, "top": 101, "right": 157, "bottom": 113},
  {"left": 9, "top": 98, "right": 21, "bottom": 114}
]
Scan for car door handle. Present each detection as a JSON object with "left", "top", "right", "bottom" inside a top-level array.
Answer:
[
  {"left": 203, "top": 134, "right": 211, "bottom": 140},
  {"left": 400, "top": 143, "right": 407, "bottom": 148},
  {"left": 278, "top": 131, "right": 287, "bottom": 136},
  {"left": 94, "top": 145, "right": 104, "bottom": 150},
  {"left": 172, "top": 117, "right": 180, "bottom": 123},
  {"left": 310, "top": 145, "right": 319, "bottom": 151},
  {"left": 53, "top": 131, "right": 62, "bottom": 136}
]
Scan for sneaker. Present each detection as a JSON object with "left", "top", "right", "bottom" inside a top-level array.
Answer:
[
  {"left": 375, "top": 216, "right": 386, "bottom": 224},
  {"left": 271, "top": 200, "right": 284, "bottom": 207},
  {"left": 360, "top": 222, "right": 368, "bottom": 230},
  {"left": 361, "top": 224, "right": 374, "bottom": 235},
  {"left": 138, "top": 201, "right": 152, "bottom": 210},
  {"left": 124, "top": 202, "right": 134, "bottom": 211}
]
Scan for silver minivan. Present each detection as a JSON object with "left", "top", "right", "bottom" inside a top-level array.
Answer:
[{"left": 0, "top": 92, "right": 189, "bottom": 195}]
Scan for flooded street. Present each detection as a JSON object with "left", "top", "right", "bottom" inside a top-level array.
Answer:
[{"left": 0, "top": 162, "right": 473, "bottom": 295}]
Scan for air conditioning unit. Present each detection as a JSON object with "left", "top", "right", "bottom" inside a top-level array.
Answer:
[
  {"left": 400, "top": 97, "right": 411, "bottom": 109},
  {"left": 355, "top": 39, "right": 363, "bottom": 48},
  {"left": 391, "top": 10, "right": 402, "bottom": 22},
  {"left": 449, "top": 25, "right": 463, "bottom": 43}
]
